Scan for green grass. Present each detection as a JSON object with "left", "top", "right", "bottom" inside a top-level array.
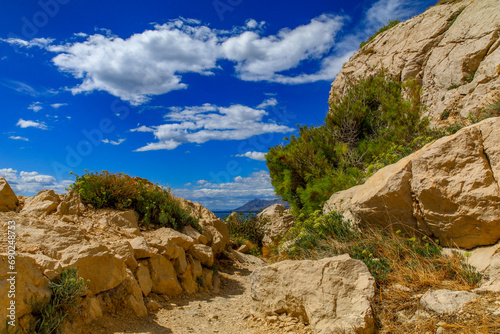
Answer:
[
  {"left": 28, "top": 268, "right": 88, "bottom": 334},
  {"left": 276, "top": 211, "right": 482, "bottom": 287},
  {"left": 70, "top": 171, "right": 200, "bottom": 231},
  {"left": 360, "top": 19, "right": 400, "bottom": 48}
]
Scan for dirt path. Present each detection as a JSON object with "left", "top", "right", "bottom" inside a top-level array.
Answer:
[{"left": 80, "top": 256, "right": 312, "bottom": 334}]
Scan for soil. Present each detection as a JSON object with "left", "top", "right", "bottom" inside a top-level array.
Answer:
[{"left": 76, "top": 257, "right": 313, "bottom": 334}]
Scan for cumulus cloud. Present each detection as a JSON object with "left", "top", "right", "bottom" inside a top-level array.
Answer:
[
  {"left": 16, "top": 119, "right": 48, "bottom": 130},
  {"left": 256, "top": 98, "right": 278, "bottom": 109},
  {"left": 221, "top": 14, "right": 344, "bottom": 82},
  {"left": 0, "top": 168, "right": 72, "bottom": 195},
  {"left": 9, "top": 136, "right": 29, "bottom": 141},
  {"left": 235, "top": 151, "right": 266, "bottom": 161},
  {"left": 133, "top": 101, "right": 293, "bottom": 152},
  {"left": 173, "top": 170, "right": 276, "bottom": 210},
  {"left": 102, "top": 138, "right": 126, "bottom": 145},
  {"left": 51, "top": 103, "right": 68, "bottom": 109},
  {"left": 28, "top": 102, "right": 42, "bottom": 112},
  {"left": 50, "top": 19, "right": 221, "bottom": 105}
]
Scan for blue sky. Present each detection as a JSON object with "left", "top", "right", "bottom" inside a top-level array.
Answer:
[{"left": 0, "top": 0, "right": 437, "bottom": 210}]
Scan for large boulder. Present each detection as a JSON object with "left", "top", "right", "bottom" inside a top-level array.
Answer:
[
  {"left": 0, "top": 177, "right": 18, "bottom": 212},
  {"left": 0, "top": 254, "right": 51, "bottom": 332},
  {"left": 57, "top": 190, "right": 85, "bottom": 216},
  {"left": 329, "top": 0, "right": 500, "bottom": 121},
  {"left": 21, "top": 190, "right": 61, "bottom": 216},
  {"left": 324, "top": 117, "right": 500, "bottom": 249},
  {"left": 257, "top": 204, "right": 295, "bottom": 246},
  {"left": 59, "top": 244, "right": 127, "bottom": 294},
  {"left": 148, "top": 254, "right": 183, "bottom": 295},
  {"left": 250, "top": 254, "right": 376, "bottom": 334},
  {"left": 177, "top": 198, "right": 229, "bottom": 254}
]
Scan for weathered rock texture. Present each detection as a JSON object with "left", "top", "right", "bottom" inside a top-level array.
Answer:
[
  {"left": 257, "top": 204, "right": 295, "bottom": 246},
  {"left": 250, "top": 254, "right": 376, "bottom": 334},
  {"left": 420, "top": 289, "right": 477, "bottom": 314},
  {"left": 0, "top": 182, "right": 222, "bottom": 333},
  {"left": 324, "top": 117, "right": 500, "bottom": 249},
  {"left": 330, "top": 0, "right": 500, "bottom": 120}
]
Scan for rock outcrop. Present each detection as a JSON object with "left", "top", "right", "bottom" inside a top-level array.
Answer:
[
  {"left": 0, "top": 177, "right": 18, "bottom": 212},
  {"left": 257, "top": 204, "right": 295, "bottom": 246},
  {"left": 250, "top": 254, "right": 376, "bottom": 334},
  {"left": 330, "top": 0, "right": 500, "bottom": 121},
  {"left": 324, "top": 117, "right": 500, "bottom": 249},
  {"left": 0, "top": 184, "right": 223, "bottom": 333}
]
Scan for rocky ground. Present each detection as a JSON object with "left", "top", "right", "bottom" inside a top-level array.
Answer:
[{"left": 76, "top": 256, "right": 312, "bottom": 334}]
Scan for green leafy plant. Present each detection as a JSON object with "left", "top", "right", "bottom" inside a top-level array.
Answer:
[
  {"left": 226, "top": 212, "right": 266, "bottom": 252},
  {"left": 360, "top": 19, "right": 400, "bottom": 48},
  {"left": 28, "top": 268, "right": 88, "bottom": 334},
  {"left": 266, "top": 70, "right": 433, "bottom": 217},
  {"left": 70, "top": 171, "right": 200, "bottom": 231}
]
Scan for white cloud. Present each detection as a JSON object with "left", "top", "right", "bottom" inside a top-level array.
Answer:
[
  {"left": 51, "top": 103, "right": 68, "bottom": 109},
  {"left": 50, "top": 19, "right": 221, "bottom": 105},
  {"left": 235, "top": 151, "right": 266, "bottom": 161},
  {"left": 16, "top": 119, "right": 48, "bottom": 130},
  {"left": 74, "top": 32, "right": 88, "bottom": 38},
  {"left": 9, "top": 136, "right": 29, "bottom": 141},
  {"left": 133, "top": 100, "right": 293, "bottom": 152},
  {"left": 221, "top": 14, "right": 344, "bottom": 82},
  {"left": 102, "top": 138, "right": 126, "bottom": 145},
  {"left": 0, "top": 168, "right": 72, "bottom": 195},
  {"left": 173, "top": 170, "right": 276, "bottom": 210},
  {"left": 0, "top": 37, "right": 54, "bottom": 49},
  {"left": 28, "top": 101, "right": 42, "bottom": 112},
  {"left": 256, "top": 98, "right": 277, "bottom": 109}
]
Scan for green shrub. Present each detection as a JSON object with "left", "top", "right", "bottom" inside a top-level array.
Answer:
[
  {"left": 360, "top": 19, "right": 400, "bottom": 48},
  {"left": 28, "top": 268, "right": 88, "bottom": 334},
  {"left": 266, "top": 70, "right": 432, "bottom": 217},
  {"left": 70, "top": 171, "right": 200, "bottom": 231},
  {"left": 226, "top": 212, "right": 266, "bottom": 252}
]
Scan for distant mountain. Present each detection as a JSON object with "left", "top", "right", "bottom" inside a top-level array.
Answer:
[{"left": 234, "top": 198, "right": 289, "bottom": 212}]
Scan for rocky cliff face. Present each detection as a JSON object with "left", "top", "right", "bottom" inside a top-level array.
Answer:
[{"left": 329, "top": 0, "right": 500, "bottom": 121}]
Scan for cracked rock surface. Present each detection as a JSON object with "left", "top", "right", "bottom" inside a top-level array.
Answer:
[
  {"left": 329, "top": 0, "right": 500, "bottom": 120},
  {"left": 324, "top": 117, "right": 500, "bottom": 249}
]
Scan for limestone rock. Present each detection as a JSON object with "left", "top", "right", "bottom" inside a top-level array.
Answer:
[
  {"left": 129, "top": 237, "right": 154, "bottom": 259},
  {"left": 110, "top": 210, "right": 139, "bottom": 229},
  {"left": 60, "top": 244, "right": 127, "bottom": 294},
  {"left": 199, "top": 218, "right": 230, "bottom": 255},
  {"left": 250, "top": 254, "right": 376, "bottom": 334},
  {"left": 228, "top": 249, "right": 266, "bottom": 271},
  {"left": 0, "top": 254, "right": 51, "bottom": 333},
  {"left": 146, "top": 227, "right": 194, "bottom": 251},
  {"left": 85, "top": 297, "right": 103, "bottom": 322},
  {"left": 329, "top": 0, "right": 500, "bottom": 121},
  {"left": 177, "top": 197, "right": 217, "bottom": 220},
  {"left": 148, "top": 254, "right": 183, "bottom": 295},
  {"left": 324, "top": 117, "right": 500, "bottom": 249},
  {"left": 180, "top": 266, "right": 198, "bottom": 294},
  {"left": 57, "top": 190, "right": 85, "bottom": 216},
  {"left": 182, "top": 225, "right": 208, "bottom": 245},
  {"left": 0, "top": 177, "right": 18, "bottom": 212},
  {"left": 201, "top": 268, "right": 213, "bottom": 291},
  {"left": 258, "top": 204, "right": 295, "bottom": 246},
  {"left": 21, "top": 190, "right": 61, "bottom": 216},
  {"left": 110, "top": 240, "right": 138, "bottom": 270},
  {"left": 121, "top": 270, "right": 148, "bottom": 317},
  {"left": 174, "top": 246, "right": 188, "bottom": 274},
  {"left": 25, "top": 253, "right": 62, "bottom": 280},
  {"left": 188, "top": 244, "right": 214, "bottom": 267},
  {"left": 420, "top": 289, "right": 477, "bottom": 314},
  {"left": 135, "top": 262, "right": 153, "bottom": 296}
]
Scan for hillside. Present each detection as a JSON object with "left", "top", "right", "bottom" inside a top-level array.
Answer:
[
  {"left": 330, "top": 0, "right": 500, "bottom": 122},
  {"left": 234, "top": 198, "right": 289, "bottom": 212}
]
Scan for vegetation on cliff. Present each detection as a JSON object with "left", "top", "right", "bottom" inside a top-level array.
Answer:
[
  {"left": 70, "top": 170, "right": 200, "bottom": 231},
  {"left": 266, "top": 70, "right": 434, "bottom": 217}
]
